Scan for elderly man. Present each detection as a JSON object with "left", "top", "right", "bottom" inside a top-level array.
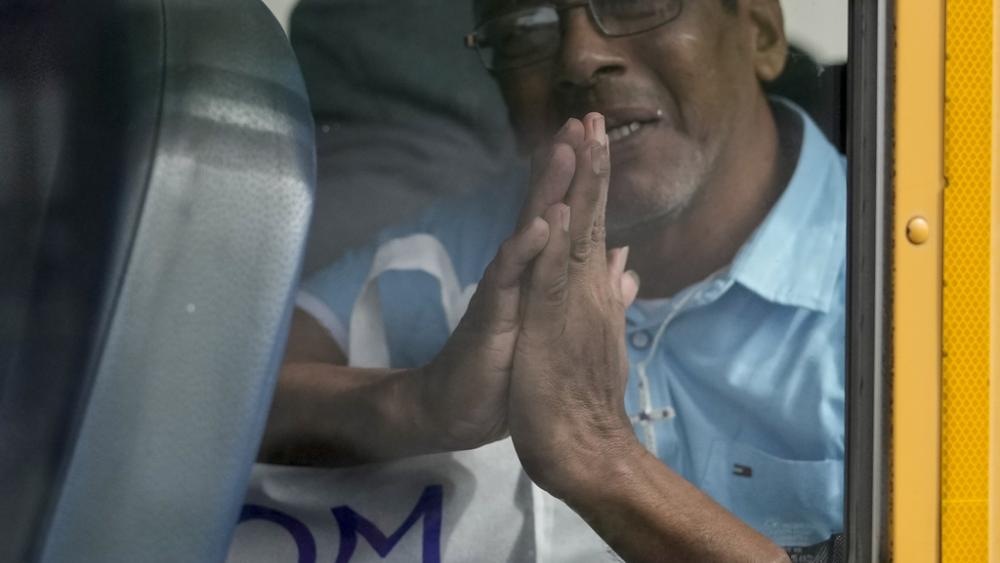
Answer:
[{"left": 258, "top": 0, "right": 844, "bottom": 560}]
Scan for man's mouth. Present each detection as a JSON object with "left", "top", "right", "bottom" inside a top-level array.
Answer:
[
  {"left": 608, "top": 121, "right": 645, "bottom": 143},
  {"left": 602, "top": 109, "right": 664, "bottom": 145}
]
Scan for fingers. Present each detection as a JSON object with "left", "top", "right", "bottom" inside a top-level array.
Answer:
[
  {"left": 493, "top": 218, "right": 550, "bottom": 289},
  {"left": 473, "top": 217, "right": 551, "bottom": 334},
  {"left": 518, "top": 144, "right": 575, "bottom": 230},
  {"left": 565, "top": 113, "right": 610, "bottom": 270},
  {"left": 585, "top": 114, "right": 611, "bottom": 240},
  {"left": 517, "top": 120, "right": 585, "bottom": 230},
  {"left": 523, "top": 203, "right": 572, "bottom": 333}
]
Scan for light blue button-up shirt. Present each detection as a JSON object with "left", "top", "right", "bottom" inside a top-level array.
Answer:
[
  {"left": 299, "top": 102, "right": 845, "bottom": 548},
  {"left": 622, "top": 105, "right": 845, "bottom": 546}
]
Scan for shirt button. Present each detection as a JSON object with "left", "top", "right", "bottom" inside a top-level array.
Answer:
[{"left": 629, "top": 330, "right": 652, "bottom": 350}]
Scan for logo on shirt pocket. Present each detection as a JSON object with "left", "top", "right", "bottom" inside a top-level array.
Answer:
[{"left": 699, "top": 440, "right": 843, "bottom": 548}]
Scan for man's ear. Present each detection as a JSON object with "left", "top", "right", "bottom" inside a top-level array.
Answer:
[{"left": 746, "top": 0, "right": 788, "bottom": 82}]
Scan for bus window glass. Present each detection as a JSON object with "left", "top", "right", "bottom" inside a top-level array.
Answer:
[{"left": 230, "top": 1, "right": 850, "bottom": 560}]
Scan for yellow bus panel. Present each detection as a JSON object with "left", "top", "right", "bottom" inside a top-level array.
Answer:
[
  {"left": 943, "top": 0, "right": 993, "bottom": 560},
  {"left": 894, "top": 0, "right": 945, "bottom": 560}
]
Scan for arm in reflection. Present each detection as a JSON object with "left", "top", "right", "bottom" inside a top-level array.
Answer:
[{"left": 258, "top": 217, "right": 550, "bottom": 466}]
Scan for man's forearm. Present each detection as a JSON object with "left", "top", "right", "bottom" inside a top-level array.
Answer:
[
  {"left": 258, "top": 363, "right": 443, "bottom": 466},
  {"left": 559, "top": 440, "right": 790, "bottom": 563}
]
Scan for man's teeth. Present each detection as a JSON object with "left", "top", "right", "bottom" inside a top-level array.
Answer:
[{"left": 608, "top": 122, "right": 643, "bottom": 142}]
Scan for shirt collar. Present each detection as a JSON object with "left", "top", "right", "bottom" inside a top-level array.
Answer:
[
  {"left": 727, "top": 100, "right": 846, "bottom": 313},
  {"left": 626, "top": 100, "right": 846, "bottom": 326}
]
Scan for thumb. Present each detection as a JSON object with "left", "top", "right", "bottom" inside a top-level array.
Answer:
[{"left": 621, "top": 270, "right": 640, "bottom": 309}]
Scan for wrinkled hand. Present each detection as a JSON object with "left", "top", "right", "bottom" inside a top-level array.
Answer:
[
  {"left": 420, "top": 126, "right": 585, "bottom": 451},
  {"left": 508, "top": 114, "right": 641, "bottom": 496}
]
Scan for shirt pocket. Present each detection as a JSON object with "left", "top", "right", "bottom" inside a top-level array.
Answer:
[{"left": 699, "top": 440, "right": 843, "bottom": 548}]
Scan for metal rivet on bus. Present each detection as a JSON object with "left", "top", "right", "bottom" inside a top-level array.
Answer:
[{"left": 906, "top": 216, "right": 930, "bottom": 245}]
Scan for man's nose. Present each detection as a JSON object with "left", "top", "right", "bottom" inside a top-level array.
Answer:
[{"left": 554, "top": 7, "right": 626, "bottom": 90}]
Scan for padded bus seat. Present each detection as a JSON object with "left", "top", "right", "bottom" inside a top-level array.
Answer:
[{"left": 0, "top": 0, "right": 314, "bottom": 561}]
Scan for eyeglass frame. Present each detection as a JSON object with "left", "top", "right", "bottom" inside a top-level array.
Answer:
[{"left": 464, "top": 0, "right": 685, "bottom": 72}]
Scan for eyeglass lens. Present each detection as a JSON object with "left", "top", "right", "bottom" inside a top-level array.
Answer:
[{"left": 476, "top": 0, "right": 682, "bottom": 70}]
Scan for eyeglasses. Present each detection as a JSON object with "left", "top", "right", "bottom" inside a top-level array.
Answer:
[{"left": 465, "top": 0, "right": 683, "bottom": 72}]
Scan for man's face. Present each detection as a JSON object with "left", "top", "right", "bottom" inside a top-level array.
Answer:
[{"left": 483, "top": 0, "right": 773, "bottom": 241}]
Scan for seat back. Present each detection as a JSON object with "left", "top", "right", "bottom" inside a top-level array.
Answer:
[
  {"left": 0, "top": 0, "right": 314, "bottom": 560},
  {"left": 765, "top": 46, "right": 847, "bottom": 152}
]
